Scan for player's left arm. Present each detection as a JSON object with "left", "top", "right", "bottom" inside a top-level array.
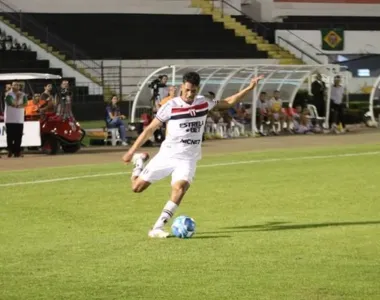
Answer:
[
  {"left": 122, "top": 102, "right": 170, "bottom": 163},
  {"left": 213, "top": 75, "right": 264, "bottom": 110}
]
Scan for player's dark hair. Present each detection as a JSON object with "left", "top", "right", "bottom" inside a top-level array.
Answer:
[
  {"left": 183, "top": 72, "right": 201, "bottom": 86},
  {"left": 260, "top": 91, "right": 266, "bottom": 95}
]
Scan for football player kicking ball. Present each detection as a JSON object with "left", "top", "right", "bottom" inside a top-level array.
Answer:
[{"left": 122, "top": 72, "right": 264, "bottom": 238}]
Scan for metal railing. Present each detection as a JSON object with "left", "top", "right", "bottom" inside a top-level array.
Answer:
[
  {"left": 277, "top": 36, "right": 324, "bottom": 65},
  {"left": 210, "top": 0, "right": 271, "bottom": 41},
  {"left": 210, "top": 0, "right": 327, "bottom": 62},
  {"left": 0, "top": 0, "right": 102, "bottom": 81}
]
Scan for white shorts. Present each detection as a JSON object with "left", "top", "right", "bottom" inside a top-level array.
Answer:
[{"left": 139, "top": 155, "right": 197, "bottom": 185}]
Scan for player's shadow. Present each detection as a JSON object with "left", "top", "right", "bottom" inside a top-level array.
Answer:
[
  {"left": 197, "top": 220, "right": 380, "bottom": 235},
  {"left": 167, "top": 235, "right": 231, "bottom": 239},
  {"left": 193, "top": 235, "right": 231, "bottom": 239}
]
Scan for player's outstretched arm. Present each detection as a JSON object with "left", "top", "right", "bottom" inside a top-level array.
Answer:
[
  {"left": 214, "top": 75, "right": 264, "bottom": 110},
  {"left": 122, "top": 118, "right": 163, "bottom": 163}
]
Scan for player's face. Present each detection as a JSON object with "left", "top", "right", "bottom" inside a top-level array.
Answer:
[
  {"left": 274, "top": 91, "right": 280, "bottom": 99},
  {"left": 181, "top": 81, "right": 198, "bottom": 103}
]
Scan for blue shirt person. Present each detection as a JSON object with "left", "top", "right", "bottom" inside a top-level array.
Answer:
[{"left": 105, "top": 95, "right": 128, "bottom": 145}]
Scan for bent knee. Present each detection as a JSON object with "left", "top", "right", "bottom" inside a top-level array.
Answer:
[
  {"left": 132, "top": 179, "right": 149, "bottom": 193},
  {"left": 172, "top": 181, "right": 190, "bottom": 194},
  {"left": 132, "top": 185, "right": 143, "bottom": 193}
]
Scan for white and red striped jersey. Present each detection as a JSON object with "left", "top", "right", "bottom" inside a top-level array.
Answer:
[{"left": 155, "top": 95, "right": 218, "bottom": 160}]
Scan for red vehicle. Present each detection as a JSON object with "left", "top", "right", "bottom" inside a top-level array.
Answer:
[
  {"left": 0, "top": 73, "right": 85, "bottom": 155},
  {"left": 40, "top": 113, "right": 85, "bottom": 155}
]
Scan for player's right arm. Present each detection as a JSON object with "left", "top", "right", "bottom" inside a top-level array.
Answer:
[{"left": 122, "top": 102, "right": 171, "bottom": 163}]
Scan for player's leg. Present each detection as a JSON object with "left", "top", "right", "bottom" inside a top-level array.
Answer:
[
  {"left": 14, "top": 123, "right": 24, "bottom": 157},
  {"left": 131, "top": 153, "right": 173, "bottom": 193},
  {"left": 338, "top": 104, "right": 346, "bottom": 131},
  {"left": 130, "top": 152, "right": 151, "bottom": 193},
  {"left": 148, "top": 160, "right": 196, "bottom": 238}
]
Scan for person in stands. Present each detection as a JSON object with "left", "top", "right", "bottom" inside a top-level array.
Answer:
[
  {"left": 39, "top": 83, "right": 55, "bottom": 114},
  {"left": 330, "top": 75, "right": 346, "bottom": 133},
  {"left": 55, "top": 80, "right": 74, "bottom": 120},
  {"left": 105, "top": 95, "right": 128, "bottom": 146},
  {"left": 4, "top": 81, "right": 27, "bottom": 158},
  {"left": 159, "top": 86, "right": 177, "bottom": 108}
]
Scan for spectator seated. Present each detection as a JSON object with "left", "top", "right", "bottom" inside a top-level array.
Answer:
[
  {"left": 289, "top": 105, "right": 322, "bottom": 134},
  {"left": 105, "top": 96, "right": 128, "bottom": 146},
  {"left": 227, "top": 103, "right": 248, "bottom": 136},
  {"left": 205, "top": 110, "right": 229, "bottom": 138}
]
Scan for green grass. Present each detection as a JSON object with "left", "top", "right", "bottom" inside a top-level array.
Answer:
[
  {"left": 79, "top": 120, "right": 105, "bottom": 129},
  {"left": 1, "top": 144, "right": 380, "bottom": 299}
]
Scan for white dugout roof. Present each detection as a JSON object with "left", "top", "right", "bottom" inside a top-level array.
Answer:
[{"left": 131, "top": 64, "right": 345, "bottom": 129}]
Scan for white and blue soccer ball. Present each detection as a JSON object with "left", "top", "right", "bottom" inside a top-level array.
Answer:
[{"left": 171, "top": 216, "right": 196, "bottom": 239}]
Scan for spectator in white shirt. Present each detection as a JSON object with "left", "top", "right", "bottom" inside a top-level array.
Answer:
[
  {"left": 4, "top": 82, "right": 27, "bottom": 157},
  {"left": 330, "top": 75, "right": 346, "bottom": 133}
]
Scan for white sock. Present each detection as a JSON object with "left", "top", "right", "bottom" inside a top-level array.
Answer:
[
  {"left": 152, "top": 201, "right": 178, "bottom": 230},
  {"left": 131, "top": 158, "right": 144, "bottom": 178}
]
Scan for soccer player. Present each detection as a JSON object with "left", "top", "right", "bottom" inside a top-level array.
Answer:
[{"left": 122, "top": 71, "right": 264, "bottom": 238}]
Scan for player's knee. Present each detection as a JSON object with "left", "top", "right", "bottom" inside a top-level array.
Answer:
[
  {"left": 172, "top": 181, "right": 190, "bottom": 196},
  {"left": 132, "top": 185, "right": 143, "bottom": 193},
  {"left": 132, "top": 180, "right": 149, "bottom": 193}
]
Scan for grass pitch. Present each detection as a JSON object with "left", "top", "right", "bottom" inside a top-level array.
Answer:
[{"left": 1, "top": 144, "right": 380, "bottom": 299}]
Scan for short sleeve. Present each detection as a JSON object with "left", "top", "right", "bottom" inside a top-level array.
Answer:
[
  {"left": 156, "top": 102, "right": 172, "bottom": 123},
  {"left": 5, "top": 95, "right": 13, "bottom": 106},
  {"left": 256, "top": 100, "right": 261, "bottom": 110},
  {"left": 40, "top": 93, "right": 50, "bottom": 101}
]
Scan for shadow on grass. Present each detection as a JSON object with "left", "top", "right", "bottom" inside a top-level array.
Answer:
[
  {"left": 197, "top": 220, "right": 380, "bottom": 235},
  {"left": 193, "top": 235, "right": 231, "bottom": 239}
]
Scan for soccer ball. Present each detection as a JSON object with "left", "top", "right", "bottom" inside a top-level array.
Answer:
[{"left": 171, "top": 216, "right": 196, "bottom": 239}]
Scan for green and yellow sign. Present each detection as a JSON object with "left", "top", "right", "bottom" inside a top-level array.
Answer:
[{"left": 321, "top": 28, "right": 344, "bottom": 51}]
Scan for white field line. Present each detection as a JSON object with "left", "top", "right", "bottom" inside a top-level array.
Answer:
[{"left": 0, "top": 151, "right": 378, "bottom": 188}]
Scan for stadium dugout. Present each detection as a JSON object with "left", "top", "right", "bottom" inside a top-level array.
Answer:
[{"left": 130, "top": 64, "right": 347, "bottom": 133}]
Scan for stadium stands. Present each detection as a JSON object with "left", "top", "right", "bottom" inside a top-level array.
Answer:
[
  {"left": 0, "top": 34, "right": 103, "bottom": 103},
  {"left": 9, "top": 13, "right": 269, "bottom": 60}
]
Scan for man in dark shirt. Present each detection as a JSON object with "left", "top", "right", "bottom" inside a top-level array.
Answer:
[
  {"left": 105, "top": 95, "right": 128, "bottom": 146},
  {"left": 311, "top": 73, "right": 326, "bottom": 117}
]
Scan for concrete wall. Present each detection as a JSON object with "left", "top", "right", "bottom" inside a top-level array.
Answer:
[
  {"left": 244, "top": 0, "right": 380, "bottom": 21},
  {"left": 3, "top": 0, "right": 199, "bottom": 14},
  {"left": 276, "top": 30, "right": 380, "bottom": 55}
]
